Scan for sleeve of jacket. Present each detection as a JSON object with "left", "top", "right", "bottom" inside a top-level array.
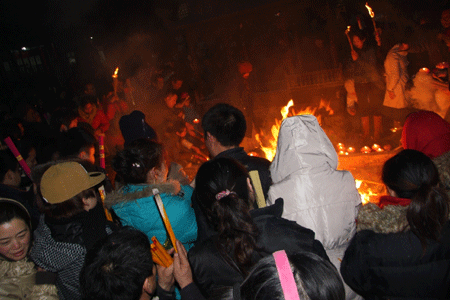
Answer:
[
  {"left": 180, "top": 282, "right": 207, "bottom": 300},
  {"left": 30, "top": 284, "right": 59, "bottom": 300},
  {"left": 340, "top": 230, "right": 376, "bottom": 297},
  {"left": 92, "top": 109, "right": 110, "bottom": 133},
  {"left": 385, "top": 53, "right": 400, "bottom": 91}
]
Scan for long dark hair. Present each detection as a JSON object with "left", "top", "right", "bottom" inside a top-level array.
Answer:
[
  {"left": 382, "top": 149, "right": 449, "bottom": 251},
  {"left": 195, "top": 157, "right": 259, "bottom": 274},
  {"left": 0, "top": 198, "right": 31, "bottom": 229},
  {"left": 112, "top": 139, "right": 164, "bottom": 184},
  {"left": 241, "top": 252, "right": 345, "bottom": 300}
]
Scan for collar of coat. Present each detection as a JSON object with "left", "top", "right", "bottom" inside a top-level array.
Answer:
[
  {"left": 356, "top": 201, "right": 410, "bottom": 234},
  {"left": 104, "top": 181, "right": 180, "bottom": 209}
]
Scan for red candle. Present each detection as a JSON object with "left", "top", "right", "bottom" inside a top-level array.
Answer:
[{"left": 4, "top": 137, "right": 32, "bottom": 179}]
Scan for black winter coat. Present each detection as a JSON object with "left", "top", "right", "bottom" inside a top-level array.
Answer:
[
  {"left": 341, "top": 203, "right": 450, "bottom": 299},
  {"left": 188, "top": 199, "right": 328, "bottom": 297}
]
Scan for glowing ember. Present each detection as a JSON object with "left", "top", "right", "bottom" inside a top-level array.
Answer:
[
  {"left": 347, "top": 146, "right": 355, "bottom": 153},
  {"left": 365, "top": 2, "right": 375, "bottom": 18},
  {"left": 355, "top": 179, "right": 386, "bottom": 205},
  {"left": 361, "top": 146, "right": 371, "bottom": 153},
  {"left": 371, "top": 144, "right": 380, "bottom": 151},
  {"left": 255, "top": 99, "right": 334, "bottom": 161},
  {"left": 193, "top": 118, "right": 200, "bottom": 124}
]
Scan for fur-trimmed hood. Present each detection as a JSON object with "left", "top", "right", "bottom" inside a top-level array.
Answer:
[
  {"left": 434, "top": 150, "right": 450, "bottom": 197},
  {"left": 104, "top": 181, "right": 180, "bottom": 209},
  {"left": 356, "top": 202, "right": 409, "bottom": 234}
]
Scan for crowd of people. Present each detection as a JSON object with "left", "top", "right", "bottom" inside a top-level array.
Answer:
[
  {"left": 2, "top": 9, "right": 450, "bottom": 299},
  {"left": 1, "top": 88, "right": 450, "bottom": 299}
]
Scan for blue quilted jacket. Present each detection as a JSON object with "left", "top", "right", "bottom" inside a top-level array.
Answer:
[{"left": 105, "top": 181, "right": 197, "bottom": 250}]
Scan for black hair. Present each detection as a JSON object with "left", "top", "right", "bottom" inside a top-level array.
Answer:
[
  {"left": 351, "top": 29, "right": 368, "bottom": 42},
  {"left": 50, "top": 108, "right": 78, "bottom": 132},
  {"left": 241, "top": 252, "right": 345, "bottom": 300},
  {"left": 112, "top": 139, "right": 164, "bottom": 184},
  {"left": 382, "top": 149, "right": 449, "bottom": 251},
  {"left": 0, "top": 199, "right": 31, "bottom": 230},
  {"left": 0, "top": 149, "right": 19, "bottom": 183},
  {"left": 80, "top": 227, "right": 154, "bottom": 300},
  {"left": 201, "top": 103, "right": 246, "bottom": 147},
  {"left": 58, "top": 127, "right": 97, "bottom": 158},
  {"left": 41, "top": 187, "right": 98, "bottom": 220},
  {"left": 195, "top": 157, "right": 258, "bottom": 274},
  {"left": 79, "top": 94, "right": 98, "bottom": 108}
]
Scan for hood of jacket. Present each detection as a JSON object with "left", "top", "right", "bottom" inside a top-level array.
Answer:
[
  {"left": 270, "top": 115, "right": 338, "bottom": 184},
  {"left": 104, "top": 181, "right": 180, "bottom": 209}
]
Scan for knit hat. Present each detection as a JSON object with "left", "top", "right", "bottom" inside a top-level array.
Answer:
[
  {"left": 401, "top": 110, "right": 450, "bottom": 159},
  {"left": 40, "top": 162, "right": 105, "bottom": 204},
  {"left": 119, "top": 110, "right": 158, "bottom": 146}
]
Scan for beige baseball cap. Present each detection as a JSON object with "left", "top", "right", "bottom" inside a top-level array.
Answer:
[{"left": 40, "top": 162, "right": 105, "bottom": 204}]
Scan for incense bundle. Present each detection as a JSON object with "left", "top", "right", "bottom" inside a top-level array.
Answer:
[
  {"left": 152, "top": 188, "right": 178, "bottom": 253},
  {"left": 4, "top": 137, "right": 32, "bottom": 179},
  {"left": 151, "top": 236, "right": 173, "bottom": 267},
  {"left": 249, "top": 170, "right": 266, "bottom": 208}
]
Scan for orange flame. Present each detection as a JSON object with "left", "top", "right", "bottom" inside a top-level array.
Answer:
[
  {"left": 255, "top": 99, "right": 334, "bottom": 161},
  {"left": 365, "top": 2, "right": 375, "bottom": 18},
  {"left": 112, "top": 67, "right": 119, "bottom": 78},
  {"left": 345, "top": 25, "right": 351, "bottom": 34}
]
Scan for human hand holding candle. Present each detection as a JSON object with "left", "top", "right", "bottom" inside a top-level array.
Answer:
[{"left": 173, "top": 240, "right": 193, "bottom": 289}]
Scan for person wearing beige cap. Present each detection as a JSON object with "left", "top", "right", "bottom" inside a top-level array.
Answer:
[{"left": 29, "top": 161, "right": 115, "bottom": 300}]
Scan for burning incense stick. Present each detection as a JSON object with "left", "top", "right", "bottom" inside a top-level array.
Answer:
[
  {"left": 345, "top": 26, "right": 354, "bottom": 52},
  {"left": 112, "top": 67, "right": 119, "bottom": 96},
  {"left": 4, "top": 137, "right": 32, "bottom": 179},
  {"left": 152, "top": 188, "right": 178, "bottom": 253}
]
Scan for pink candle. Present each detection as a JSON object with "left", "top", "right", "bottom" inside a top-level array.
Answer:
[
  {"left": 4, "top": 137, "right": 32, "bottom": 179},
  {"left": 98, "top": 135, "right": 105, "bottom": 169}
]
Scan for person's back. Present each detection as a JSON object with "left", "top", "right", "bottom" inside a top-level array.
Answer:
[
  {"left": 268, "top": 115, "right": 360, "bottom": 250},
  {"left": 188, "top": 158, "right": 328, "bottom": 297},
  {"left": 106, "top": 139, "right": 197, "bottom": 251},
  {"left": 341, "top": 149, "right": 450, "bottom": 299},
  {"left": 402, "top": 110, "right": 450, "bottom": 200},
  {"left": 30, "top": 161, "right": 111, "bottom": 300}
]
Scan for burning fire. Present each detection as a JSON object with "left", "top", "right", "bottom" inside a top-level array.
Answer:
[
  {"left": 365, "top": 2, "right": 375, "bottom": 18},
  {"left": 255, "top": 99, "right": 334, "bottom": 161},
  {"left": 256, "top": 100, "right": 386, "bottom": 205},
  {"left": 112, "top": 67, "right": 119, "bottom": 78}
]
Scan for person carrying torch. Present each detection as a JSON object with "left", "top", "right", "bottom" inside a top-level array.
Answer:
[{"left": 345, "top": 29, "right": 385, "bottom": 142}]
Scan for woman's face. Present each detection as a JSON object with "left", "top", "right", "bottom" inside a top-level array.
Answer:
[
  {"left": 0, "top": 218, "right": 31, "bottom": 261},
  {"left": 352, "top": 36, "right": 365, "bottom": 49}
]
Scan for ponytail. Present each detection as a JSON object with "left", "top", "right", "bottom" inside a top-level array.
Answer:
[
  {"left": 407, "top": 183, "right": 449, "bottom": 251},
  {"left": 196, "top": 158, "right": 260, "bottom": 274},
  {"left": 382, "top": 150, "right": 449, "bottom": 252},
  {"left": 213, "top": 192, "right": 258, "bottom": 273}
]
